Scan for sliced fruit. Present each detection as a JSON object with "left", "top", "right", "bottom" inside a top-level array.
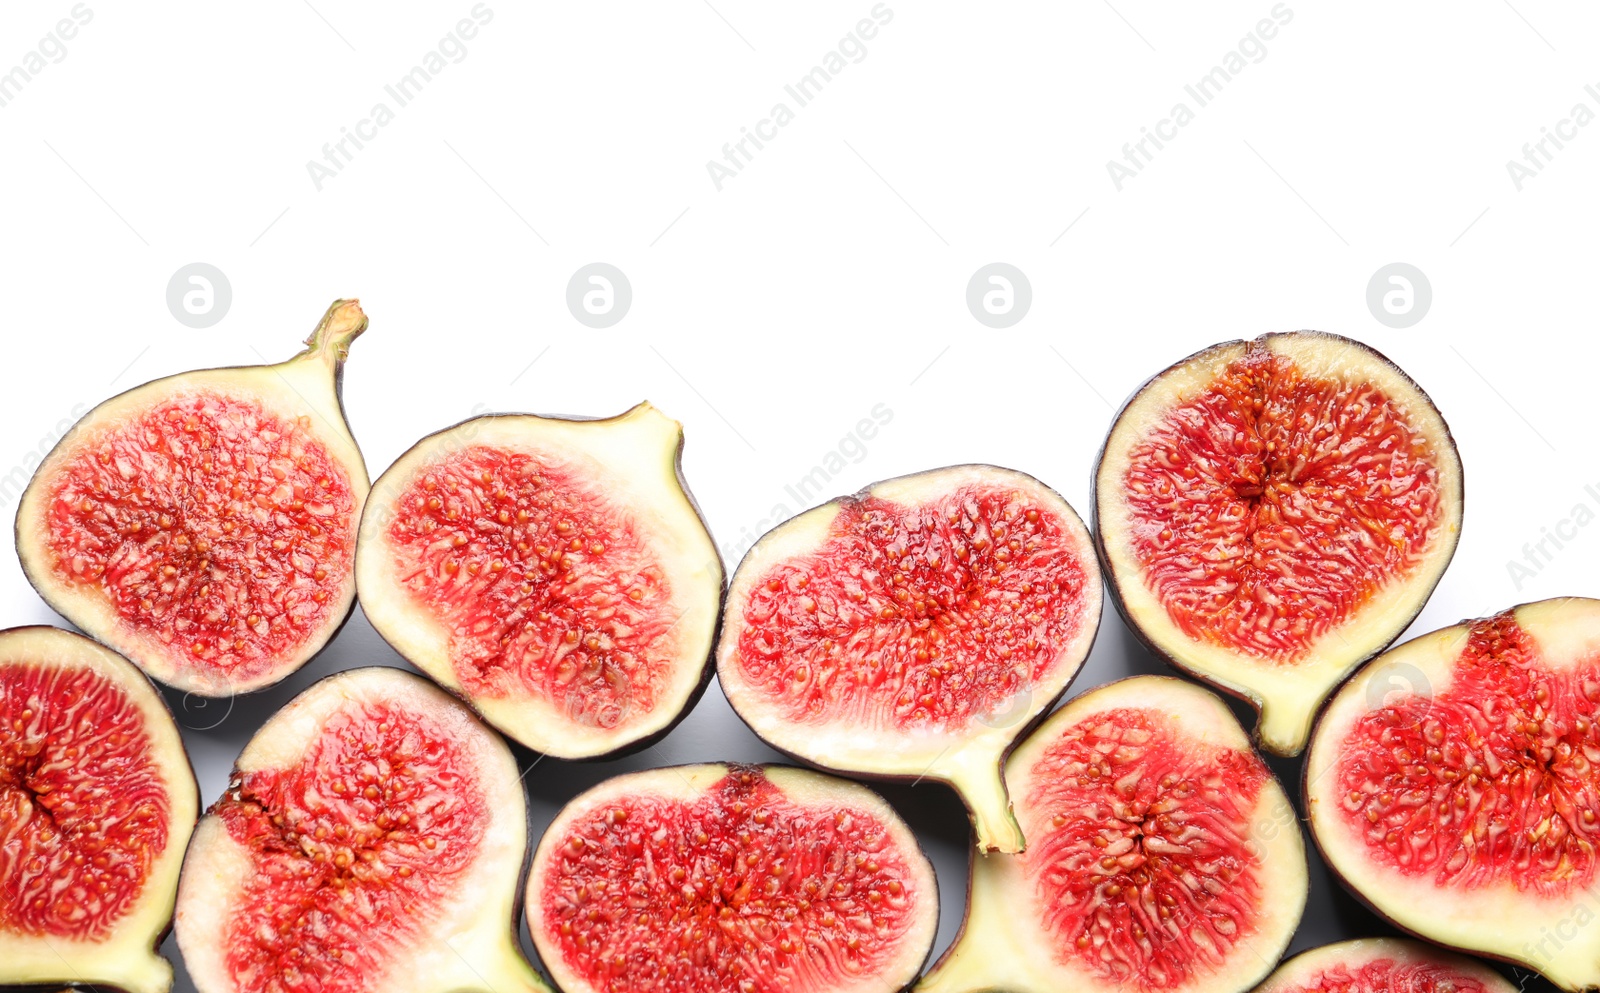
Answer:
[
  {"left": 0, "top": 626, "right": 197, "bottom": 993},
  {"left": 527, "top": 763, "right": 938, "bottom": 993},
  {"left": 717, "top": 464, "right": 1102, "bottom": 853},
  {"left": 355, "top": 402, "right": 722, "bottom": 759},
  {"left": 920, "top": 675, "right": 1307, "bottom": 993},
  {"left": 15, "top": 300, "right": 371, "bottom": 697},
  {"left": 174, "top": 666, "right": 547, "bottom": 993},
  {"left": 1095, "top": 332, "right": 1463, "bottom": 756},
  {"left": 1257, "top": 938, "right": 1516, "bottom": 993},
  {"left": 1306, "top": 598, "right": 1600, "bottom": 992}
]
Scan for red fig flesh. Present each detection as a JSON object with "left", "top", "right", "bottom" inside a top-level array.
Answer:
[
  {"left": 527, "top": 763, "right": 938, "bottom": 993},
  {"left": 920, "top": 675, "right": 1307, "bottom": 993},
  {"left": 1096, "top": 332, "right": 1462, "bottom": 755},
  {"left": 1257, "top": 938, "right": 1517, "bottom": 993},
  {"left": 355, "top": 403, "right": 723, "bottom": 758},
  {"left": 1307, "top": 598, "right": 1600, "bottom": 991},
  {"left": 718, "top": 464, "right": 1102, "bottom": 854},
  {"left": 174, "top": 666, "right": 546, "bottom": 993},
  {"left": 0, "top": 626, "right": 197, "bottom": 993},
  {"left": 16, "top": 300, "right": 371, "bottom": 697}
]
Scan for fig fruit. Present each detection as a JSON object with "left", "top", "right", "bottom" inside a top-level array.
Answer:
[
  {"left": 920, "top": 675, "right": 1307, "bottom": 993},
  {"left": 527, "top": 763, "right": 938, "bottom": 993},
  {"left": 1095, "top": 332, "right": 1462, "bottom": 756},
  {"left": 1257, "top": 938, "right": 1517, "bottom": 993},
  {"left": 716, "top": 464, "right": 1103, "bottom": 853},
  {"left": 1306, "top": 598, "right": 1600, "bottom": 992},
  {"left": 355, "top": 402, "right": 722, "bottom": 759},
  {"left": 0, "top": 626, "right": 197, "bottom": 993},
  {"left": 16, "top": 300, "right": 371, "bottom": 697},
  {"left": 174, "top": 666, "right": 547, "bottom": 993}
]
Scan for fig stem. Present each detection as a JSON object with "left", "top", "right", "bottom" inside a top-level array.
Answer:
[
  {"left": 1257, "top": 692, "right": 1317, "bottom": 757},
  {"left": 98, "top": 948, "right": 173, "bottom": 993},
  {"left": 298, "top": 298, "right": 367, "bottom": 368},
  {"left": 916, "top": 853, "right": 1018, "bottom": 993},
  {"left": 958, "top": 764, "right": 1027, "bottom": 855}
]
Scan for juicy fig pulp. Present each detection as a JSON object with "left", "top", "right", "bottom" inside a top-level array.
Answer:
[
  {"left": 174, "top": 667, "right": 547, "bottom": 993},
  {"left": 355, "top": 403, "right": 723, "bottom": 759},
  {"left": 15, "top": 299, "right": 371, "bottom": 697},
  {"left": 920, "top": 675, "right": 1307, "bottom": 993},
  {"left": 527, "top": 763, "right": 938, "bottom": 993},
  {"left": 1095, "top": 332, "right": 1462, "bottom": 756},
  {"left": 1306, "top": 598, "right": 1600, "bottom": 992},
  {"left": 1257, "top": 938, "right": 1518, "bottom": 993},
  {"left": 717, "top": 464, "right": 1102, "bottom": 854},
  {"left": 0, "top": 626, "right": 197, "bottom": 993}
]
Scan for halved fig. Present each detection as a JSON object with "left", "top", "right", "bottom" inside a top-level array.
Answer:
[
  {"left": 527, "top": 763, "right": 938, "bottom": 993},
  {"left": 1095, "top": 332, "right": 1463, "bottom": 756},
  {"left": 16, "top": 300, "right": 371, "bottom": 697},
  {"left": 174, "top": 666, "right": 547, "bottom": 993},
  {"left": 717, "top": 464, "right": 1103, "bottom": 853},
  {"left": 355, "top": 402, "right": 723, "bottom": 759},
  {"left": 0, "top": 626, "right": 197, "bottom": 993},
  {"left": 1257, "top": 938, "right": 1517, "bottom": 993},
  {"left": 920, "top": 675, "right": 1307, "bottom": 993},
  {"left": 1306, "top": 598, "right": 1600, "bottom": 992}
]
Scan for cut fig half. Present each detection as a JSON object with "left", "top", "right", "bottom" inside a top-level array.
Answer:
[
  {"left": 0, "top": 626, "right": 197, "bottom": 993},
  {"left": 355, "top": 402, "right": 723, "bottom": 759},
  {"left": 174, "top": 666, "right": 548, "bottom": 993},
  {"left": 1257, "top": 938, "right": 1517, "bottom": 993},
  {"left": 1095, "top": 332, "right": 1463, "bottom": 756},
  {"left": 527, "top": 763, "right": 938, "bottom": 993},
  {"left": 1306, "top": 597, "right": 1600, "bottom": 992},
  {"left": 717, "top": 464, "right": 1103, "bottom": 854},
  {"left": 16, "top": 300, "right": 371, "bottom": 697},
  {"left": 920, "top": 675, "right": 1307, "bottom": 993}
]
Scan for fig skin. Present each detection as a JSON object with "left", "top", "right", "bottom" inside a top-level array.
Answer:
[
  {"left": 14, "top": 299, "right": 372, "bottom": 699},
  {"left": 0, "top": 625, "right": 199, "bottom": 993},
  {"left": 1092, "top": 331, "right": 1463, "bottom": 758},
  {"left": 354, "top": 402, "right": 725, "bottom": 761},
  {"left": 715, "top": 463, "right": 1104, "bottom": 855}
]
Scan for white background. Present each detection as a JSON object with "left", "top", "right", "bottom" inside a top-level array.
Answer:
[{"left": 2, "top": 3, "right": 1597, "bottom": 990}]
